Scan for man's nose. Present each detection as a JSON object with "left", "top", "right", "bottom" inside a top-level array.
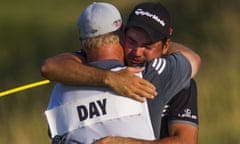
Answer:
[{"left": 132, "top": 47, "right": 144, "bottom": 56}]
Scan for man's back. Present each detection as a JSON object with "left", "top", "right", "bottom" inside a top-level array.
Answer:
[{"left": 45, "top": 60, "right": 155, "bottom": 144}]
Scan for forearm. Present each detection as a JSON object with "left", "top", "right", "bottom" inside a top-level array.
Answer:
[
  {"left": 95, "top": 134, "right": 197, "bottom": 144},
  {"left": 123, "top": 137, "right": 182, "bottom": 144},
  {"left": 168, "top": 42, "right": 201, "bottom": 78},
  {"left": 40, "top": 52, "right": 111, "bottom": 86},
  {"left": 40, "top": 53, "right": 157, "bottom": 101},
  {"left": 94, "top": 136, "right": 186, "bottom": 144},
  {"left": 95, "top": 123, "right": 198, "bottom": 144},
  {"left": 94, "top": 136, "right": 155, "bottom": 144}
]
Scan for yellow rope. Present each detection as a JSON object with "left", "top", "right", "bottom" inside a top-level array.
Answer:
[{"left": 0, "top": 80, "right": 50, "bottom": 97}]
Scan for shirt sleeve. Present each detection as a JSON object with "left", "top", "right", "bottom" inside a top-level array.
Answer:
[
  {"left": 159, "top": 80, "right": 199, "bottom": 138},
  {"left": 143, "top": 52, "right": 192, "bottom": 104},
  {"left": 167, "top": 79, "right": 199, "bottom": 127}
]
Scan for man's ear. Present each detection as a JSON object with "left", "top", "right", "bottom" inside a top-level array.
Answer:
[{"left": 162, "top": 38, "right": 171, "bottom": 55}]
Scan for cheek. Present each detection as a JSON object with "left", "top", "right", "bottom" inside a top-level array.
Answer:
[{"left": 123, "top": 43, "right": 131, "bottom": 54}]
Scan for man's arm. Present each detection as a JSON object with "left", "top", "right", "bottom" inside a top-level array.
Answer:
[
  {"left": 168, "top": 42, "right": 201, "bottom": 78},
  {"left": 163, "top": 123, "right": 198, "bottom": 144},
  {"left": 40, "top": 42, "right": 200, "bottom": 101},
  {"left": 40, "top": 52, "right": 157, "bottom": 102},
  {"left": 158, "top": 79, "right": 199, "bottom": 144},
  {"left": 94, "top": 124, "right": 198, "bottom": 144},
  {"left": 41, "top": 52, "right": 109, "bottom": 86}
]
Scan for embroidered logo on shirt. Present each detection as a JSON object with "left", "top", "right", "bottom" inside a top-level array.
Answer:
[{"left": 178, "top": 108, "right": 197, "bottom": 120}]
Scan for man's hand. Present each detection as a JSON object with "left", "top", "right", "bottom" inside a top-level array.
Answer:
[{"left": 105, "top": 67, "right": 157, "bottom": 102}]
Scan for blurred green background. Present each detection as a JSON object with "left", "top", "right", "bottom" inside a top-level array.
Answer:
[{"left": 0, "top": 0, "right": 239, "bottom": 143}]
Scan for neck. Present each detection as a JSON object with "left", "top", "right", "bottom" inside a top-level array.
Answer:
[{"left": 86, "top": 44, "right": 124, "bottom": 64}]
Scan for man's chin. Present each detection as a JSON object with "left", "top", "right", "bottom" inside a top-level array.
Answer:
[
  {"left": 129, "top": 62, "right": 141, "bottom": 67},
  {"left": 126, "top": 59, "right": 143, "bottom": 67}
]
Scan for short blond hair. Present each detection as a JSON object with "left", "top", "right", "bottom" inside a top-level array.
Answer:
[{"left": 81, "top": 31, "right": 120, "bottom": 51}]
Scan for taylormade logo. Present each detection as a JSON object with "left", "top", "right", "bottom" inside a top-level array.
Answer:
[{"left": 135, "top": 8, "right": 166, "bottom": 27}]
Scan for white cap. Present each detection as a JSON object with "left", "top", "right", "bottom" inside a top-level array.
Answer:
[{"left": 77, "top": 2, "right": 122, "bottom": 39}]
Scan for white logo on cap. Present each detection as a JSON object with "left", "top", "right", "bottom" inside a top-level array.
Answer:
[
  {"left": 112, "top": 19, "right": 122, "bottom": 29},
  {"left": 135, "top": 8, "right": 166, "bottom": 27}
]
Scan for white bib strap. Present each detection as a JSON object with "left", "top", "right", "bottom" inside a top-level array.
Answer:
[{"left": 45, "top": 92, "right": 143, "bottom": 137}]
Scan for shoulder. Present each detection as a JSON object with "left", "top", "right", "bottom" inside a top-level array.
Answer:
[
  {"left": 147, "top": 52, "right": 190, "bottom": 70},
  {"left": 163, "top": 52, "right": 191, "bottom": 68},
  {"left": 143, "top": 52, "right": 191, "bottom": 80}
]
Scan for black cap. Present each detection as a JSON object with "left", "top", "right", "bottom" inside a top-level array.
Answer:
[{"left": 126, "top": 2, "right": 173, "bottom": 43}]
